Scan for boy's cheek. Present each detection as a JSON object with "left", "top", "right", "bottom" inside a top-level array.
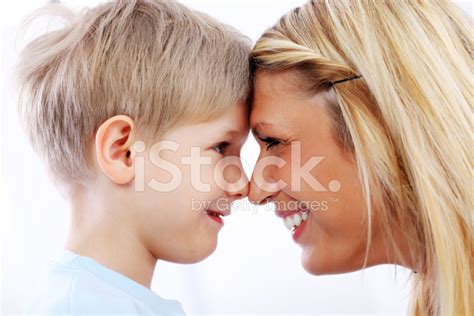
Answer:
[{"left": 139, "top": 153, "right": 225, "bottom": 205}]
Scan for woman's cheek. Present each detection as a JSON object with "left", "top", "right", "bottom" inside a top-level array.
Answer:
[{"left": 274, "top": 152, "right": 292, "bottom": 190}]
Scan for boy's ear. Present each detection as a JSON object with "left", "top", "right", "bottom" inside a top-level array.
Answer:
[{"left": 95, "top": 115, "right": 136, "bottom": 185}]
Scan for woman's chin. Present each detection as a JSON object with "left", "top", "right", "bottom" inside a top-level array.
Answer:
[
  {"left": 300, "top": 246, "right": 340, "bottom": 276},
  {"left": 301, "top": 248, "right": 368, "bottom": 276},
  {"left": 301, "top": 248, "right": 325, "bottom": 276}
]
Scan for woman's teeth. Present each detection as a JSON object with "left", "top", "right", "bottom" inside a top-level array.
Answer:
[{"left": 284, "top": 211, "right": 309, "bottom": 230}]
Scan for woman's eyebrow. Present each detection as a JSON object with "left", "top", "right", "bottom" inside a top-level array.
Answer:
[
  {"left": 251, "top": 122, "right": 274, "bottom": 138},
  {"left": 251, "top": 127, "right": 261, "bottom": 139}
]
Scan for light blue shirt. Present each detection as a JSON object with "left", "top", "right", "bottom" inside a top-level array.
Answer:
[{"left": 29, "top": 249, "right": 185, "bottom": 315}]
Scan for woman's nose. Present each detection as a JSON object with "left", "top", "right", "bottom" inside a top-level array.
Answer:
[
  {"left": 248, "top": 176, "right": 273, "bottom": 205},
  {"left": 248, "top": 166, "right": 282, "bottom": 205}
]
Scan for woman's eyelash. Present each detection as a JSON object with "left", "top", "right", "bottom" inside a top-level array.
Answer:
[
  {"left": 213, "top": 141, "right": 230, "bottom": 155},
  {"left": 259, "top": 137, "right": 281, "bottom": 150}
]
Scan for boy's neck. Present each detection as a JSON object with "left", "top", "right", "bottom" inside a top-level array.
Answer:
[{"left": 65, "top": 198, "right": 157, "bottom": 289}]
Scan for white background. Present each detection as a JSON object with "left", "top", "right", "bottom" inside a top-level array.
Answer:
[{"left": 1, "top": 1, "right": 471, "bottom": 315}]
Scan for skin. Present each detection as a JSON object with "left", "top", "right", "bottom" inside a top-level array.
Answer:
[
  {"left": 66, "top": 102, "right": 249, "bottom": 288},
  {"left": 248, "top": 70, "right": 412, "bottom": 275}
]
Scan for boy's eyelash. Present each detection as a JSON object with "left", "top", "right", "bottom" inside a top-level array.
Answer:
[
  {"left": 213, "top": 141, "right": 230, "bottom": 155},
  {"left": 259, "top": 137, "right": 282, "bottom": 150}
]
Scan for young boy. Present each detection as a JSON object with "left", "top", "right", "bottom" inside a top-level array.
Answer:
[{"left": 16, "top": 0, "right": 251, "bottom": 314}]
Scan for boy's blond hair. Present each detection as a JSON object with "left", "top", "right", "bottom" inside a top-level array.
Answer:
[{"left": 16, "top": 0, "right": 251, "bottom": 190}]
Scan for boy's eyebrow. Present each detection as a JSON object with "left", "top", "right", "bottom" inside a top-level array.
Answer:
[
  {"left": 221, "top": 130, "right": 239, "bottom": 139},
  {"left": 221, "top": 129, "right": 248, "bottom": 142},
  {"left": 225, "top": 130, "right": 240, "bottom": 136}
]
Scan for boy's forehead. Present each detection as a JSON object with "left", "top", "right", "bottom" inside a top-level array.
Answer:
[
  {"left": 163, "top": 105, "right": 249, "bottom": 140},
  {"left": 222, "top": 103, "right": 250, "bottom": 136}
]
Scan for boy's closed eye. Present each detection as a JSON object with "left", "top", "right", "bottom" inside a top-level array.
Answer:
[
  {"left": 209, "top": 127, "right": 249, "bottom": 156},
  {"left": 212, "top": 141, "right": 231, "bottom": 155}
]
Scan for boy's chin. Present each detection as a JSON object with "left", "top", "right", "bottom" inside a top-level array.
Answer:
[{"left": 165, "top": 238, "right": 218, "bottom": 264}]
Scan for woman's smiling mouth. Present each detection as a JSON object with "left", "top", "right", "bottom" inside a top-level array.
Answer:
[{"left": 276, "top": 209, "right": 310, "bottom": 241}]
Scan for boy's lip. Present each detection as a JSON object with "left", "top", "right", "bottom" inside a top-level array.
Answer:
[{"left": 207, "top": 209, "right": 230, "bottom": 217}]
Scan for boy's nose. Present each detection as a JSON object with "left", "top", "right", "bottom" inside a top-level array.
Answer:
[
  {"left": 226, "top": 180, "right": 249, "bottom": 199},
  {"left": 223, "top": 162, "right": 249, "bottom": 199}
]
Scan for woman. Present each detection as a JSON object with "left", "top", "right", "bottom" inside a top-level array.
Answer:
[{"left": 248, "top": 1, "right": 472, "bottom": 315}]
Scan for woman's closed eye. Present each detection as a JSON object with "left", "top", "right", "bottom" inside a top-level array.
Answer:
[{"left": 259, "top": 137, "right": 282, "bottom": 151}]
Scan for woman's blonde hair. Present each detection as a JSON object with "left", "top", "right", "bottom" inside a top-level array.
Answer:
[
  {"left": 251, "top": 1, "right": 473, "bottom": 315},
  {"left": 15, "top": 0, "right": 251, "bottom": 190}
]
